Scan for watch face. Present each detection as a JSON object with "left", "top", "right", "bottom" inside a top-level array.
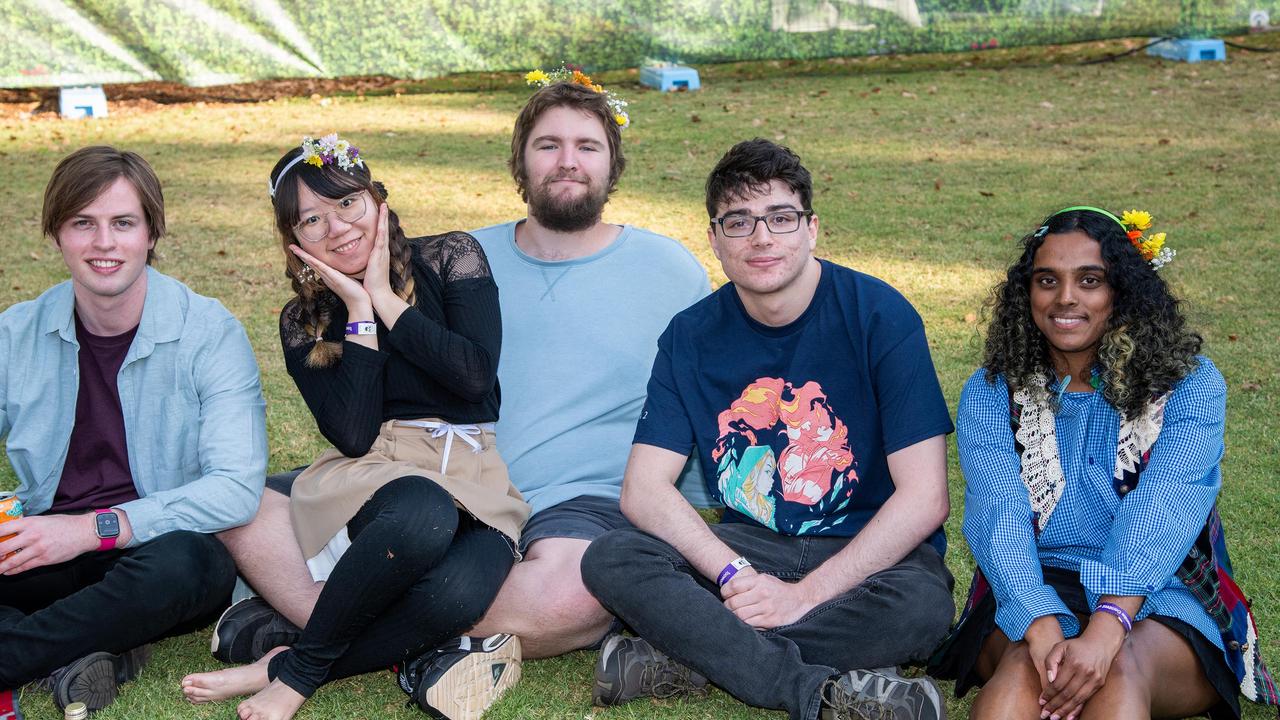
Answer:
[{"left": 96, "top": 511, "right": 121, "bottom": 538}]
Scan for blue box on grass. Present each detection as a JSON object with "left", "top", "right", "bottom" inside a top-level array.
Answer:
[
  {"left": 1146, "top": 38, "right": 1226, "bottom": 63},
  {"left": 639, "top": 65, "right": 701, "bottom": 92},
  {"left": 59, "top": 86, "right": 109, "bottom": 118}
]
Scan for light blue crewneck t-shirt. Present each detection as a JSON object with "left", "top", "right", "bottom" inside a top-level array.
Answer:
[{"left": 471, "top": 220, "right": 713, "bottom": 513}]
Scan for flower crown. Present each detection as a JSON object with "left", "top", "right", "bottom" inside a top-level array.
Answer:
[
  {"left": 1119, "top": 209, "right": 1175, "bottom": 270},
  {"left": 268, "top": 133, "right": 364, "bottom": 198},
  {"left": 525, "top": 64, "right": 630, "bottom": 129},
  {"left": 1036, "top": 205, "right": 1175, "bottom": 271}
]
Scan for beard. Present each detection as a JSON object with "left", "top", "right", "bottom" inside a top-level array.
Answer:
[{"left": 527, "top": 173, "right": 609, "bottom": 232}]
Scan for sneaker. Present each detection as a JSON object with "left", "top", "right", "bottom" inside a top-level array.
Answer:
[
  {"left": 39, "top": 645, "right": 152, "bottom": 712},
  {"left": 819, "top": 667, "right": 945, "bottom": 720},
  {"left": 396, "top": 634, "right": 521, "bottom": 720},
  {"left": 592, "top": 634, "right": 709, "bottom": 707},
  {"left": 210, "top": 596, "right": 301, "bottom": 664},
  {"left": 0, "top": 687, "right": 24, "bottom": 720}
]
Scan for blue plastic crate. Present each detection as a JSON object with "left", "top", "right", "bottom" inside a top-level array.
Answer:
[
  {"left": 639, "top": 65, "right": 701, "bottom": 92},
  {"left": 1146, "top": 38, "right": 1226, "bottom": 63},
  {"left": 59, "top": 86, "right": 108, "bottom": 118}
]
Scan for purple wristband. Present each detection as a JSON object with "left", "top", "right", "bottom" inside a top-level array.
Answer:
[
  {"left": 345, "top": 320, "right": 377, "bottom": 336},
  {"left": 717, "top": 557, "right": 751, "bottom": 587},
  {"left": 1094, "top": 602, "right": 1133, "bottom": 635}
]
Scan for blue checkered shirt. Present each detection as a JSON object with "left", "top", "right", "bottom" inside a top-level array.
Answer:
[{"left": 958, "top": 358, "right": 1226, "bottom": 649}]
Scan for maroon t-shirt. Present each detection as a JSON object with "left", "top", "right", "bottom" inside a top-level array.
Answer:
[{"left": 49, "top": 313, "right": 141, "bottom": 513}]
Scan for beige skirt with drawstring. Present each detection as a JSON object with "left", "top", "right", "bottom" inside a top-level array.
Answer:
[{"left": 289, "top": 419, "right": 530, "bottom": 581}]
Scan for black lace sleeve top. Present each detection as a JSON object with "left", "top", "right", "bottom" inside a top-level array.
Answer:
[{"left": 278, "top": 231, "right": 502, "bottom": 457}]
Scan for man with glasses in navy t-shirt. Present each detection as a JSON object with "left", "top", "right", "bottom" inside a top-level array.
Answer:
[{"left": 582, "top": 139, "right": 956, "bottom": 720}]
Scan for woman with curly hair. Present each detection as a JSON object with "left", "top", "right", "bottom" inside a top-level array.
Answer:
[
  {"left": 929, "top": 207, "right": 1276, "bottom": 720},
  {"left": 180, "top": 135, "right": 529, "bottom": 720}
]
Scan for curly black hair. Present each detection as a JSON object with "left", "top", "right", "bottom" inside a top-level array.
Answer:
[{"left": 981, "top": 208, "right": 1201, "bottom": 420}]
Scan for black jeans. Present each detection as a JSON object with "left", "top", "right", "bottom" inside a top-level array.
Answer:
[
  {"left": 581, "top": 523, "right": 955, "bottom": 720},
  {"left": 0, "top": 530, "right": 236, "bottom": 688},
  {"left": 267, "top": 476, "right": 514, "bottom": 697}
]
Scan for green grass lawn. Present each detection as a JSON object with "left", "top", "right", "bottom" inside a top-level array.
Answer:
[{"left": 2, "top": 35, "right": 1278, "bottom": 719}]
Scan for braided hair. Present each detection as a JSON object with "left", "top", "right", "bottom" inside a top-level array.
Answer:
[{"left": 269, "top": 146, "right": 416, "bottom": 367}]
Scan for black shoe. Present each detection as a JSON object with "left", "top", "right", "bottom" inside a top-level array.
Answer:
[
  {"left": 396, "top": 634, "right": 521, "bottom": 720},
  {"left": 209, "top": 596, "right": 301, "bottom": 664},
  {"left": 592, "top": 633, "right": 708, "bottom": 707},
  {"left": 39, "top": 645, "right": 152, "bottom": 712},
  {"left": 819, "top": 667, "right": 945, "bottom": 720}
]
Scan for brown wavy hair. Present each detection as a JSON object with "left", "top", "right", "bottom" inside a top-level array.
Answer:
[
  {"left": 269, "top": 146, "right": 416, "bottom": 368},
  {"left": 509, "top": 82, "right": 626, "bottom": 202},
  {"left": 982, "top": 208, "right": 1202, "bottom": 420},
  {"left": 43, "top": 145, "right": 165, "bottom": 264}
]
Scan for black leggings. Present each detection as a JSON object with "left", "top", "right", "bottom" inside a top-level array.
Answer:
[{"left": 267, "top": 476, "right": 514, "bottom": 697}]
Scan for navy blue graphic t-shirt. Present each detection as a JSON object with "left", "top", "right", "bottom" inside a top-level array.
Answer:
[{"left": 634, "top": 260, "right": 953, "bottom": 555}]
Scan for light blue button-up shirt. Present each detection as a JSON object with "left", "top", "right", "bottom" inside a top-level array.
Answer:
[
  {"left": 1, "top": 267, "right": 267, "bottom": 545},
  {"left": 959, "top": 359, "right": 1226, "bottom": 650}
]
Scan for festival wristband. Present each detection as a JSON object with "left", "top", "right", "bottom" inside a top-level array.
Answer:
[
  {"left": 717, "top": 557, "right": 752, "bottom": 587},
  {"left": 345, "top": 320, "right": 377, "bottom": 336},
  {"left": 1094, "top": 602, "right": 1133, "bottom": 635}
]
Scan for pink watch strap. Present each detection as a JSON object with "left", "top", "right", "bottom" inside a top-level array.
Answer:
[{"left": 95, "top": 509, "right": 118, "bottom": 551}]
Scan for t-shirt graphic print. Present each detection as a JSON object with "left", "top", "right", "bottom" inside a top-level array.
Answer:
[{"left": 713, "top": 377, "right": 857, "bottom": 534}]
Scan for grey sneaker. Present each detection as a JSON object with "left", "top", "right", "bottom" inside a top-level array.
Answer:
[
  {"left": 396, "top": 634, "right": 521, "bottom": 720},
  {"left": 592, "top": 634, "right": 709, "bottom": 707},
  {"left": 209, "top": 596, "right": 301, "bottom": 664},
  {"left": 37, "top": 645, "right": 152, "bottom": 712},
  {"left": 819, "top": 667, "right": 945, "bottom": 720}
]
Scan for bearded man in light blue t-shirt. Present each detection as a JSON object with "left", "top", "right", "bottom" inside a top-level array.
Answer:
[{"left": 462, "top": 81, "right": 711, "bottom": 666}]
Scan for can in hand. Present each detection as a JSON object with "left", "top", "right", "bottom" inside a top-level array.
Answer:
[{"left": 0, "top": 491, "right": 23, "bottom": 548}]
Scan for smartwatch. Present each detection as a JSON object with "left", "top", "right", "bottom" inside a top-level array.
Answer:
[
  {"left": 345, "top": 321, "right": 377, "bottom": 336},
  {"left": 94, "top": 509, "right": 121, "bottom": 551}
]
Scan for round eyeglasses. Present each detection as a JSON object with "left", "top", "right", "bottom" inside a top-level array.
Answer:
[
  {"left": 711, "top": 210, "right": 813, "bottom": 238},
  {"left": 293, "top": 193, "right": 368, "bottom": 243}
]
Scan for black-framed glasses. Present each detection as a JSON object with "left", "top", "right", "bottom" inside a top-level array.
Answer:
[
  {"left": 711, "top": 210, "right": 813, "bottom": 238},
  {"left": 293, "top": 193, "right": 368, "bottom": 243}
]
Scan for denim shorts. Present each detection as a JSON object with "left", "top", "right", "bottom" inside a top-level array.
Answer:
[{"left": 518, "top": 494, "right": 632, "bottom": 553}]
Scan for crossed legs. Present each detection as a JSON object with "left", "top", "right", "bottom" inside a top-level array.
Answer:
[
  {"left": 220, "top": 489, "right": 621, "bottom": 662},
  {"left": 468, "top": 537, "right": 614, "bottom": 658},
  {"left": 217, "top": 482, "right": 321, "bottom": 628}
]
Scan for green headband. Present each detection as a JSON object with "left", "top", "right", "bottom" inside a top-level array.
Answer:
[
  {"left": 1037, "top": 205, "right": 1176, "bottom": 270},
  {"left": 1051, "top": 205, "right": 1126, "bottom": 231}
]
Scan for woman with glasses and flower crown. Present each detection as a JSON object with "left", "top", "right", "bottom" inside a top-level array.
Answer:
[
  {"left": 927, "top": 207, "right": 1276, "bottom": 720},
  {"left": 181, "top": 135, "right": 529, "bottom": 720}
]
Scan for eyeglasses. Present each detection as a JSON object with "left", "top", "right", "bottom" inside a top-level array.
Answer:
[
  {"left": 293, "top": 193, "right": 368, "bottom": 243},
  {"left": 711, "top": 210, "right": 813, "bottom": 238}
]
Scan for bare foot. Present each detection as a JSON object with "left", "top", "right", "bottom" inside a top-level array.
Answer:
[
  {"left": 180, "top": 646, "right": 286, "bottom": 704},
  {"left": 237, "top": 678, "right": 307, "bottom": 720}
]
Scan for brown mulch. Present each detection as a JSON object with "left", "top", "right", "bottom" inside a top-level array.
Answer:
[
  {"left": 3, "top": 32, "right": 1274, "bottom": 119},
  {"left": 0, "top": 75, "right": 424, "bottom": 113}
]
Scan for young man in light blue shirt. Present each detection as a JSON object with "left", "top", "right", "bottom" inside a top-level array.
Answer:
[{"left": 0, "top": 146, "right": 267, "bottom": 718}]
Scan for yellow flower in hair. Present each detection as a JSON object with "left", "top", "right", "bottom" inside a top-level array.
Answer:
[
  {"left": 1147, "top": 232, "right": 1166, "bottom": 252},
  {"left": 305, "top": 154, "right": 323, "bottom": 168},
  {"left": 1121, "top": 210, "right": 1152, "bottom": 231},
  {"left": 525, "top": 69, "right": 548, "bottom": 85},
  {"left": 614, "top": 114, "right": 627, "bottom": 126}
]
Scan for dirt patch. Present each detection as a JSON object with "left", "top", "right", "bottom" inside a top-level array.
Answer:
[{"left": 0, "top": 75, "right": 419, "bottom": 114}]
